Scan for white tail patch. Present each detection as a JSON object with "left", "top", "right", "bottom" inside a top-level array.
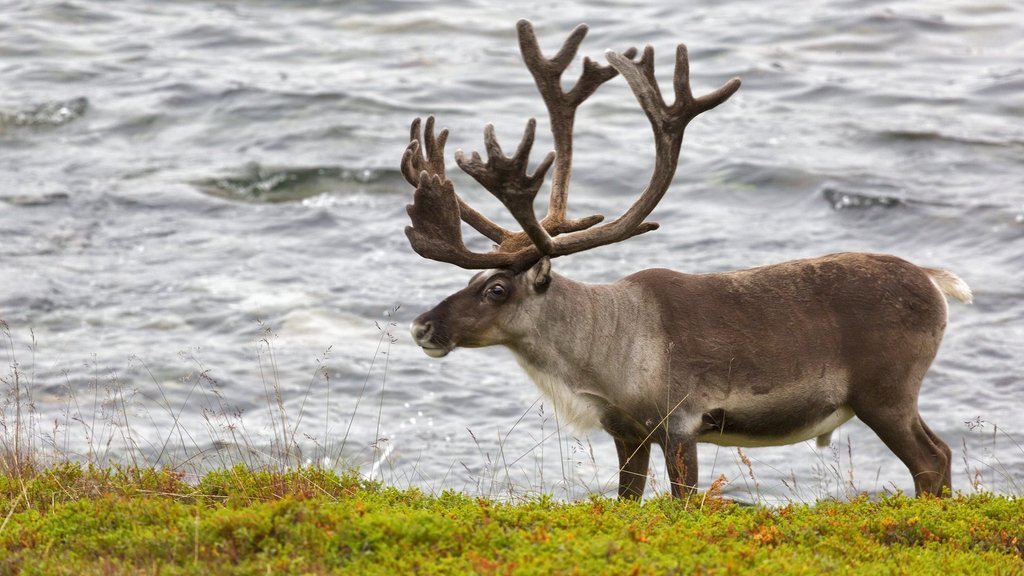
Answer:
[{"left": 925, "top": 268, "right": 973, "bottom": 304}]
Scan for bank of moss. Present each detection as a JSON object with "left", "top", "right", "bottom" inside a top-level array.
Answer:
[{"left": 1, "top": 464, "right": 1022, "bottom": 574}]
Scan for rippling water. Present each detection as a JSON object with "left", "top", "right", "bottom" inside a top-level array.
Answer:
[{"left": 1, "top": 0, "right": 1022, "bottom": 501}]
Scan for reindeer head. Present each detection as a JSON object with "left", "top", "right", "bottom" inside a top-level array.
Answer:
[{"left": 411, "top": 258, "right": 552, "bottom": 357}]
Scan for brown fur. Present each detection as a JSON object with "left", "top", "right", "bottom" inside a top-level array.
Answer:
[{"left": 412, "top": 252, "right": 970, "bottom": 498}]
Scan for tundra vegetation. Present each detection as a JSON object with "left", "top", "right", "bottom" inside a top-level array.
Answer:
[{"left": 0, "top": 464, "right": 1022, "bottom": 574}]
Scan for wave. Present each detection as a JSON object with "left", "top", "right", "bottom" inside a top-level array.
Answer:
[
  {"left": 0, "top": 192, "right": 70, "bottom": 207},
  {"left": 191, "top": 162, "right": 403, "bottom": 203},
  {"left": 871, "top": 128, "right": 1020, "bottom": 149},
  {"left": 0, "top": 97, "right": 88, "bottom": 127},
  {"left": 822, "top": 187, "right": 906, "bottom": 210}
]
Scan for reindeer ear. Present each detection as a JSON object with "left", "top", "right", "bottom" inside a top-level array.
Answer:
[{"left": 526, "top": 256, "right": 552, "bottom": 293}]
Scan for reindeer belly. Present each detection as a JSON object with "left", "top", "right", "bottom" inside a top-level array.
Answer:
[
  {"left": 695, "top": 371, "right": 855, "bottom": 448},
  {"left": 683, "top": 342, "right": 856, "bottom": 446},
  {"left": 697, "top": 404, "right": 854, "bottom": 447}
]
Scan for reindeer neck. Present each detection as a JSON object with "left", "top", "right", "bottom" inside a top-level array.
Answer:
[{"left": 506, "top": 274, "right": 655, "bottom": 389}]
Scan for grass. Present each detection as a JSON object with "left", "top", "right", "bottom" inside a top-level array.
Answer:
[
  {"left": 1, "top": 464, "right": 1023, "bottom": 574},
  {"left": 3, "top": 316, "right": 1024, "bottom": 573}
]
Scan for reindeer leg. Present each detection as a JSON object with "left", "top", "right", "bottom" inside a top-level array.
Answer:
[
  {"left": 857, "top": 407, "right": 951, "bottom": 497},
  {"left": 613, "top": 437, "right": 651, "bottom": 500},
  {"left": 663, "top": 434, "right": 699, "bottom": 498},
  {"left": 921, "top": 420, "right": 953, "bottom": 494}
]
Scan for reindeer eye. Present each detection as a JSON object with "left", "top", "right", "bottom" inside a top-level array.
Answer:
[{"left": 485, "top": 283, "right": 507, "bottom": 302}]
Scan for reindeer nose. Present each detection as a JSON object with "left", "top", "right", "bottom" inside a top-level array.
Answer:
[{"left": 411, "top": 320, "right": 433, "bottom": 343}]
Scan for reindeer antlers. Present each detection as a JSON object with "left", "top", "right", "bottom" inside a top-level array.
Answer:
[
  {"left": 606, "top": 45, "right": 741, "bottom": 138},
  {"left": 456, "top": 119, "right": 557, "bottom": 254},
  {"left": 403, "top": 117, "right": 514, "bottom": 246},
  {"left": 403, "top": 20, "right": 741, "bottom": 271},
  {"left": 517, "top": 20, "right": 637, "bottom": 228}
]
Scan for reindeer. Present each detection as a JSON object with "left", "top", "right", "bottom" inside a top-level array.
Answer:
[{"left": 401, "top": 20, "right": 972, "bottom": 499}]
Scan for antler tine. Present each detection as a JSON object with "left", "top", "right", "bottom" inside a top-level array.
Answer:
[
  {"left": 541, "top": 44, "right": 740, "bottom": 259},
  {"left": 516, "top": 19, "right": 635, "bottom": 233},
  {"left": 456, "top": 119, "right": 556, "bottom": 255},
  {"left": 401, "top": 116, "right": 448, "bottom": 186},
  {"left": 403, "top": 116, "right": 512, "bottom": 245},
  {"left": 672, "top": 44, "right": 743, "bottom": 122}
]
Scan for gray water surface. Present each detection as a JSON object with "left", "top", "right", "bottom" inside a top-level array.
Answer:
[{"left": 1, "top": 0, "right": 1022, "bottom": 501}]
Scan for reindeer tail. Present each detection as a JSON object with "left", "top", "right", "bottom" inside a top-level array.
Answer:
[{"left": 924, "top": 268, "right": 973, "bottom": 304}]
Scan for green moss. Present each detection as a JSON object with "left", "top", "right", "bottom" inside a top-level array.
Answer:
[{"left": 1, "top": 465, "right": 1023, "bottom": 574}]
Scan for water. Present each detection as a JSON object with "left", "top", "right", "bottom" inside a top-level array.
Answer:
[{"left": 1, "top": 0, "right": 1022, "bottom": 501}]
